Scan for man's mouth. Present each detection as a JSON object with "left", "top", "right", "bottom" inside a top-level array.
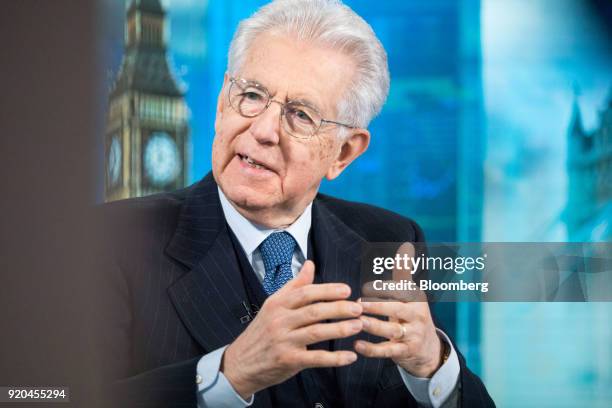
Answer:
[{"left": 237, "top": 154, "right": 271, "bottom": 171}]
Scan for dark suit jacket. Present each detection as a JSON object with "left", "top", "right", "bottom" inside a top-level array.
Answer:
[{"left": 96, "top": 173, "right": 494, "bottom": 407}]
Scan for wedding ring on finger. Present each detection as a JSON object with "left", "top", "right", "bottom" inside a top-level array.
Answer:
[{"left": 397, "top": 323, "right": 407, "bottom": 341}]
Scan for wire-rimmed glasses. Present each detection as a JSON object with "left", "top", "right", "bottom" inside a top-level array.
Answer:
[{"left": 228, "top": 77, "right": 355, "bottom": 139}]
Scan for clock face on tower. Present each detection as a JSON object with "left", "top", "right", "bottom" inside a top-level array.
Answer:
[
  {"left": 144, "top": 131, "right": 180, "bottom": 186},
  {"left": 107, "top": 135, "right": 122, "bottom": 186}
]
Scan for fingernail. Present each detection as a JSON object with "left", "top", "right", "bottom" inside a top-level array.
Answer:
[
  {"left": 350, "top": 303, "right": 362, "bottom": 315},
  {"left": 360, "top": 317, "right": 370, "bottom": 328},
  {"left": 337, "top": 285, "right": 350, "bottom": 296},
  {"left": 350, "top": 319, "right": 362, "bottom": 331}
]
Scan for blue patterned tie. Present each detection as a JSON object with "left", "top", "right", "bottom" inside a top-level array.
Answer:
[{"left": 260, "top": 232, "right": 297, "bottom": 295}]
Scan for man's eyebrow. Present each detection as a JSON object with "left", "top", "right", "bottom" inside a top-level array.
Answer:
[
  {"left": 240, "top": 77, "right": 269, "bottom": 91},
  {"left": 287, "top": 98, "right": 323, "bottom": 114},
  {"left": 240, "top": 77, "right": 325, "bottom": 113}
]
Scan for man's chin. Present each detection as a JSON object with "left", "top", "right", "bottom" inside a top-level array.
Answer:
[{"left": 222, "top": 185, "right": 278, "bottom": 212}]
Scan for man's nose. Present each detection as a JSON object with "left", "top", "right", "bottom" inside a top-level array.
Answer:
[{"left": 248, "top": 101, "right": 282, "bottom": 145}]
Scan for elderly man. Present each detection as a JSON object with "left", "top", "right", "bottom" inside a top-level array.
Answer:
[{"left": 99, "top": 0, "right": 494, "bottom": 407}]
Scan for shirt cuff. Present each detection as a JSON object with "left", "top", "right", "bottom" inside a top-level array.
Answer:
[
  {"left": 196, "top": 345, "right": 254, "bottom": 408},
  {"left": 397, "top": 328, "right": 460, "bottom": 408}
]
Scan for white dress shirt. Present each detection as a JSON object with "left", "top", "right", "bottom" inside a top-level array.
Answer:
[{"left": 196, "top": 188, "right": 460, "bottom": 407}]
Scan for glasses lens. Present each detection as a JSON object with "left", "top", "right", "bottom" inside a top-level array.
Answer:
[
  {"left": 283, "top": 102, "right": 321, "bottom": 139},
  {"left": 229, "top": 80, "right": 269, "bottom": 117}
]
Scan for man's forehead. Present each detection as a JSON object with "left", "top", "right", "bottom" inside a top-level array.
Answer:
[{"left": 238, "top": 32, "right": 356, "bottom": 116}]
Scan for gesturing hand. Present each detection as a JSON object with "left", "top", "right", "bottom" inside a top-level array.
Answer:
[
  {"left": 355, "top": 299, "right": 442, "bottom": 378},
  {"left": 355, "top": 242, "right": 443, "bottom": 378},
  {"left": 222, "top": 260, "right": 363, "bottom": 399}
]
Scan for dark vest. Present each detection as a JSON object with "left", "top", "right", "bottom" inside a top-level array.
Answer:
[{"left": 227, "top": 226, "right": 342, "bottom": 408}]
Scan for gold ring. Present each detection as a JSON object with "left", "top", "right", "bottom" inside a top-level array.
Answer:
[{"left": 398, "top": 324, "right": 407, "bottom": 340}]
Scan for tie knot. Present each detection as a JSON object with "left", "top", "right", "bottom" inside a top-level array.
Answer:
[{"left": 260, "top": 231, "right": 296, "bottom": 271}]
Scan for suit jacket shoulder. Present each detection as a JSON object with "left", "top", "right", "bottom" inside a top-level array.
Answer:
[
  {"left": 98, "top": 185, "right": 193, "bottom": 268},
  {"left": 316, "top": 193, "right": 426, "bottom": 243},
  {"left": 100, "top": 186, "right": 188, "bottom": 233}
]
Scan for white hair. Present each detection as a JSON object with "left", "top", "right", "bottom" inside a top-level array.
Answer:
[{"left": 227, "top": 0, "right": 390, "bottom": 134}]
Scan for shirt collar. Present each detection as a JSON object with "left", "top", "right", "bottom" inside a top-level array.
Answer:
[{"left": 218, "top": 187, "right": 311, "bottom": 260}]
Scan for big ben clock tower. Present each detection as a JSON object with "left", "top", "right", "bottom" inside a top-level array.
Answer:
[{"left": 105, "top": 0, "right": 189, "bottom": 202}]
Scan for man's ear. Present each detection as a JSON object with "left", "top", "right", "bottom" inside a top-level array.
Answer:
[
  {"left": 214, "top": 73, "right": 230, "bottom": 134},
  {"left": 325, "top": 128, "right": 370, "bottom": 180}
]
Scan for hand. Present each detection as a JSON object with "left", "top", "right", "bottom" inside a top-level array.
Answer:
[
  {"left": 355, "top": 299, "right": 442, "bottom": 378},
  {"left": 355, "top": 242, "right": 442, "bottom": 378},
  {"left": 222, "top": 260, "right": 363, "bottom": 399}
]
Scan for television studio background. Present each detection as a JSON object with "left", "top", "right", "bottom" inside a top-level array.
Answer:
[{"left": 96, "top": 0, "right": 612, "bottom": 406}]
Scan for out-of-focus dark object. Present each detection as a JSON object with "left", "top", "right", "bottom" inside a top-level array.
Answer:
[{"left": 0, "top": 1, "right": 103, "bottom": 406}]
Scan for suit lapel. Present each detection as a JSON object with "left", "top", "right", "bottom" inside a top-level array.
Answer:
[
  {"left": 166, "top": 173, "right": 248, "bottom": 351},
  {"left": 307, "top": 198, "right": 384, "bottom": 408},
  {"left": 167, "top": 229, "right": 250, "bottom": 351},
  {"left": 165, "top": 175, "right": 275, "bottom": 407}
]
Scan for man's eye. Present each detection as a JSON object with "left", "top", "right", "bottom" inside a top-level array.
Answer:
[
  {"left": 241, "top": 91, "right": 263, "bottom": 101},
  {"left": 289, "top": 108, "right": 314, "bottom": 124}
]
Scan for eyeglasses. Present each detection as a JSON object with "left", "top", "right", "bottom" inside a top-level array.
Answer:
[{"left": 227, "top": 77, "right": 355, "bottom": 139}]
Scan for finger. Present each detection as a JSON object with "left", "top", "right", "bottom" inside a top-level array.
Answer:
[
  {"left": 354, "top": 339, "right": 408, "bottom": 359},
  {"left": 360, "top": 280, "right": 424, "bottom": 302},
  {"left": 280, "top": 260, "right": 315, "bottom": 292},
  {"left": 285, "top": 282, "right": 352, "bottom": 309},
  {"left": 360, "top": 301, "right": 414, "bottom": 321},
  {"left": 362, "top": 242, "right": 425, "bottom": 303},
  {"left": 298, "top": 350, "right": 358, "bottom": 368},
  {"left": 359, "top": 315, "right": 405, "bottom": 340},
  {"left": 290, "top": 319, "right": 363, "bottom": 345},
  {"left": 393, "top": 242, "right": 416, "bottom": 282},
  {"left": 291, "top": 300, "right": 362, "bottom": 328}
]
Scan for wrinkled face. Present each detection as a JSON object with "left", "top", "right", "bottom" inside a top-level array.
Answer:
[{"left": 212, "top": 32, "right": 356, "bottom": 223}]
